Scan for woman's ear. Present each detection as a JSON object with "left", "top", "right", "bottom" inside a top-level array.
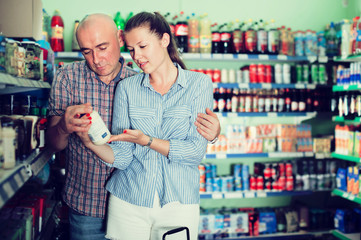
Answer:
[{"left": 161, "top": 33, "right": 170, "bottom": 48}]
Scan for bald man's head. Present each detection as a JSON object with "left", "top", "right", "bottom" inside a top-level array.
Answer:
[{"left": 76, "top": 13, "right": 118, "bottom": 43}]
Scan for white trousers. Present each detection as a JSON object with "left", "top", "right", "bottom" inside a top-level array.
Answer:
[{"left": 106, "top": 193, "right": 200, "bottom": 240}]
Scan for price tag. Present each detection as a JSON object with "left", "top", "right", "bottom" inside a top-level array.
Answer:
[
  {"left": 342, "top": 192, "right": 348, "bottom": 198},
  {"left": 185, "top": 53, "right": 200, "bottom": 59},
  {"left": 304, "top": 152, "right": 314, "bottom": 157},
  {"left": 278, "top": 55, "right": 288, "bottom": 60},
  {"left": 244, "top": 192, "right": 255, "bottom": 198},
  {"left": 262, "top": 83, "right": 272, "bottom": 89},
  {"left": 343, "top": 85, "right": 349, "bottom": 90},
  {"left": 212, "top": 54, "right": 223, "bottom": 59},
  {"left": 318, "top": 56, "right": 328, "bottom": 63},
  {"left": 238, "top": 54, "right": 248, "bottom": 60},
  {"left": 307, "top": 84, "right": 316, "bottom": 89},
  {"left": 223, "top": 54, "right": 233, "bottom": 60},
  {"left": 201, "top": 53, "right": 212, "bottom": 59},
  {"left": 238, "top": 83, "right": 248, "bottom": 88},
  {"left": 268, "top": 113, "right": 277, "bottom": 118},
  {"left": 212, "top": 193, "right": 223, "bottom": 199},
  {"left": 268, "top": 152, "right": 286, "bottom": 158},
  {"left": 294, "top": 83, "right": 304, "bottom": 89},
  {"left": 224, "top": 192, "right": 243, "bottom": 199},
  {"left": 257, "top": 191, "right": 267, "bottom": 198},
  {"left": 227, "top": 112, "right": 238, "bottom": 118},
  {"left": 216, "top": 153, "right": 227, "bottom": 159},
  {"left": 258, "top": 55, "right": 269, "bottom": 60},
  {"left": 2, "top": 182, "right": 14, "bottom": 198},
  {"left": 349, "top": 195, "right": 355, "bottom": 201},
  {"left": 307, "top": 56, "right": 317, "bottom": 63}
]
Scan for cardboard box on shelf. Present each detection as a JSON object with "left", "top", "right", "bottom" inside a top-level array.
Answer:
[{"left": 0, "top": 0, "right": 42, "bottom": 40}]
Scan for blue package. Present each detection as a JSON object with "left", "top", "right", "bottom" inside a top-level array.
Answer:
[
  {"left": 259, "top": 211, "right": 277, "bottom": 234},
  {"left": 336, "top": 168, "right": 347, "bottom": 192}
]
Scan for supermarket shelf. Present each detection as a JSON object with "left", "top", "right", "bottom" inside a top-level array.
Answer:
[
  {"left": 205, "top": 152, "right": 314, "bottom": 159},
  {"left": 0, "top": 72, "right": 51, "bottom": 94},
  {"left": 332, "top": 229, "right": 360, "bottom": 240},
  {"left": 332, "top": 84, "right": 361, "bottom": 92},
  {"left": 0, "top": 149, "right": 54, "bottom": 209},
  {"left": 213, "top": 83, "right": 320, "bottom": 89},
  {"left": 331, "top": 189, "right": 361, "bottom": 204},
  {"left": 200, "top": 190, "right": 314, "bottom": 199},
  {"left": 333, "top": 116, "right": 361, "bottom": 123},
  {"left": 331, "top": 152, "right": 361, "bottom": 163},
  {"left": 54, "top": 52, "right": 329, "bottom": 63},
  {"left": 199, "top": 230, "right": 332, "bottom": 240},
  {"left": 334, "top": 54, "right": 361, "bottom": 62},
  {"left": 216, "top": 112, "right": 317, "bottom": 118}
]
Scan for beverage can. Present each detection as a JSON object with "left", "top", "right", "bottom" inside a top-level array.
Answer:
[
  {"left": 249, "top": 64, "right": 257, "bottom": 83},
  {"left": 205, "top": 69, "right": 213, "bottom": 81},
  {"left": 265, "top": 65, "right": 272, "bottom": 83},
  {"left": 250, "top": 175, "right": 257, "bottom": 190},
  {"left": 275, "top": 64, "right": 283, "bottom": 84},
  {"left": 221, "top": 68, "right": 228, "bottom": 83},
  {"left": 318, "top": 64, "right": 326, "bottom": 84},
  {"left": 302, "top": 64, "right": 309, "bottom": 83},
  {"left": 228, "top": 69, "right": 236, "bottom": 83},
  {"left": 88, "top": 110, "right": 111, "bottom": 145},
  {"left": 213, "top": 69, "right": 221, "bottom": 83},
  {"left": 296, "top": 64, "right": 303, "bottom": 83},
  {"left": 257, "top": 64, "right": 265, "bottom": 83},
  {"left": 236, "top": 69, "right": 243, "bottom": 83},
  {"left": 256, "top": 175, "right": 264, "bottom": 190},
  {"left": 282, "top": 64, "right": 291, "bottom": 84},
  {"left": 311, "top": 64, "right": 318, "bottom": 84}
]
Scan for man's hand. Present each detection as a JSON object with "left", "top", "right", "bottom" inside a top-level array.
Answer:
[
  {"left": 194, "top": 108, "right": 221, "bottom": 142},
  {"left": 59, "top": 103, "right": 93, "bottom": 135}
]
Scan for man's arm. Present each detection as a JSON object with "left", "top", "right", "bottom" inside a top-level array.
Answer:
[
  {"left": 194, "top": 107, "right": 221, "bottom": 142},
  {"left": 46, "top": 103, "right": 93, "bottom": 152}
]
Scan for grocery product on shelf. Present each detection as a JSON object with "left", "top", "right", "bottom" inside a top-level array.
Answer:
[
  {"left": 50, "top": 10, "right": 64, "bottom": 52},
  {"left": 175, "top": 11, "right": 188, "bottom": 53}
]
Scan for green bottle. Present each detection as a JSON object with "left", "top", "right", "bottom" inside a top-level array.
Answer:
[{"left": 114, "top": 12, "right": 125, "bottom": 52}]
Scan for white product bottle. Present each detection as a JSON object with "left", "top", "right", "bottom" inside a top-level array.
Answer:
[{"left": 88, "top": 110, "right": 111, "bottom": 145}]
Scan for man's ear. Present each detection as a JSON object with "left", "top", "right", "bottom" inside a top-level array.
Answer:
[{"left": 118, "top": 29, "right": 125, "bottom": 47}]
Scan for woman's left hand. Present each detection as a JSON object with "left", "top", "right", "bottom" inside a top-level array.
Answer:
[{"left": 109, "top": 129, "right": 149, "bottom": 146}]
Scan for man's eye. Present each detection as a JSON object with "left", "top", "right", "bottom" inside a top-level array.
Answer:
[
  {"left": 83, "top": 51, "right": 91, "bottom": 55},
  {"left": 100, "top": 47, "right": 107, "bottom": 51}
]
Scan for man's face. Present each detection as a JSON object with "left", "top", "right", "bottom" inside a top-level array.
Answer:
[{"left": 77, "top": 24, "right": 124, "bottom": 82}]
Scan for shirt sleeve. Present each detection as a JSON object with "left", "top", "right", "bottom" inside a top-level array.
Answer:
[
  {"left": 107, "top": 81, "right": 136, "bottom": 170},
  {"left": 168, "top": 74, "right": 213, "bottom": 166},
  {"left": 48, "top": 68, "right": 71, "bottom": 116}
]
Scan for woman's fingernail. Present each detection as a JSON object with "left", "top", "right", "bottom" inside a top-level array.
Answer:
[
  {"left": 89, "top": 121, "right": 92, "bottom": 124},
  {"left": 86, "top": 113, "right": 90, "bottom": 117},
  {"left": 88, "top": 117, "right": 92, "bottom": 120},
  {"left": 123, "top": 130, "right": 127, "bottom": 133}
]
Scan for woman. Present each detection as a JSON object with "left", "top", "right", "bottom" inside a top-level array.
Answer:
[{"left": 78, "top": 11, "right": 213, "bottom": 239}]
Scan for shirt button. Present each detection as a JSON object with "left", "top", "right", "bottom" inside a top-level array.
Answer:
[{"left": 105, "top": 109, "right": 109, "bottom": 113}]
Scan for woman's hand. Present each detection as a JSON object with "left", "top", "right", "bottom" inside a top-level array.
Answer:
[{"left": 109, "top": 129, "right": 149, "bottom": 146}]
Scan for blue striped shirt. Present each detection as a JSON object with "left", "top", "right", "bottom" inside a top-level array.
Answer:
[{"left": 105, "top": 63, "right": 213, "bottom": 208}]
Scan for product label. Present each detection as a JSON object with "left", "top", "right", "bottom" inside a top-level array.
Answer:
[
  {"left": 212, "top": 32, "right": 221, "bottom": 42},
  {"left": 175, "top": 24, "right": 188, "bottom": 36},
  {"left": 52, "top": 26, "right": 64, "bottom": 39},
  {"left": 200, "top": 35, "right": 212, "bottom": 48},
  {"left": 221, "top": 32, "right": 231, "bottom": 42}
]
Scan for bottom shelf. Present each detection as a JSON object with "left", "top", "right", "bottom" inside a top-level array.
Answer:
[
  {"left": 332, "top": 230, "right": 360, "bottom": 240},
  {"left": 199, "top": 230, "right": 332, "bottom": 240}
]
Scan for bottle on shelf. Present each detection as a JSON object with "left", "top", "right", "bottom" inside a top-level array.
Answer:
[
  {"left": 245, "top": 19, "right": 257, "bottom": 54},
  {"left": 257, "top": 19, "right": 268, "bottom": 54},
  {"left": 72, "top": 20, "right": 80, "bottom": 52},
  {"left": 267, "top": 19, "right": 280, "bottom": 55},
  {"left": 341, "top": 19, "right": 351, "bottom": 58},
  {"left": 211, "top": 23, "right": 222, "bottom": 54},
  {"left": 232, "top": 20, "right": 244, "bottom": 54},
  {"left": 188, "top": 13, "right": 200, "bottom": 53},
  {"left": 220, "top": 22, "right": 232, "bottom": 54},
  {"left": 50, "top": 10, "right": 64, "bottom": 52},
  {"left": 351, "top": 16, "right": 360, "bottom": 55},
  {"left": 326, "top": 22, "right": 338, "bottom": 57},
  {"left": 199, "top": 13, "right": 212, "bottom": 54},
  {"left": 175, "top": 11, "right": 188, "bottom": 53}
]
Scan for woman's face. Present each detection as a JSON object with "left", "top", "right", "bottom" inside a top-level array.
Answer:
[{"left": 125, "top": 26, "right": 169, "bottom": 74}]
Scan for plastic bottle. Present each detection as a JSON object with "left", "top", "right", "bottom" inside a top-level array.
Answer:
[
  {"left": 88, "top": 110, "right": 111, "bottom": 145},
  {"left": 114, "top": 12, "right": 125, "bottom": 52},
  {"left": 341, "top": 19, "right": 351, "bottom": 57},
  {"left": 211, "top": 23, "right": 222, "bottom": 53},
  {"left": 175, "top": 11, "right": 188, "bottom": 53},
  {"left": 326, "top": 22, "right": 338, "bottom": 57},
  {"left": 245, "top": 19, "right": 257, "bottom": 53},
  {"left": 50, "top": 10, "right": 64, "bottom": 52},
  {"left": 188, "top": 13, "right": 200, "bottom": 53},
  {"left": 42, "top": 8, "right": 51, "bottom": 42},
  {"left": 72, "top": 20, "right": 80, "bottom": 52},
  {"left": 267, "top": 19, "right": 280, "bottom": 54},
  {"left": 257, "top": 19, "right": 268, "bottom": 54},
  {"left": 232, "top": 20, "right": 244, "bottom": 53},
  {"left": 199, "top": 14, "right": 212, "bottom": 54},
  {"left": 355, "top": 17, "right": 361, "bottom": 54},
  {"left": 220, "top": 23, "right": 232, "bottom": 54}
]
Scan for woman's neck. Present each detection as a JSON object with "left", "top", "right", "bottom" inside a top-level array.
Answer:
[{"left": 149, "top": 60, "right": 178, "bottom": 95}]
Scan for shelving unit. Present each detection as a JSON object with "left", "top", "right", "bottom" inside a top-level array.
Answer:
[
  {"left": 55, "top": 52, "right": 330, "bottom": 63},
  {"left": 0, "top": 72, "right": 51, "bottom": 94},
  {"left": 0, "top": 148, "right": 53, "bottom": 209},
  {"left": 331, "top": 230, "right": 360, "bottom": 240},
  {"left": 205, "top": 151, "right": 314, "bottom": 159},
  {"left": 331, "top": 152, "right": 361, "bottom": 163},
  {"left": 200, "top": 190, "right": 315, "bottom": 200}
]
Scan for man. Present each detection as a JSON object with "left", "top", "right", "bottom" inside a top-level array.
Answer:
[{"left": 47, "top": 13, "right": 220, "bottom": 240}]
